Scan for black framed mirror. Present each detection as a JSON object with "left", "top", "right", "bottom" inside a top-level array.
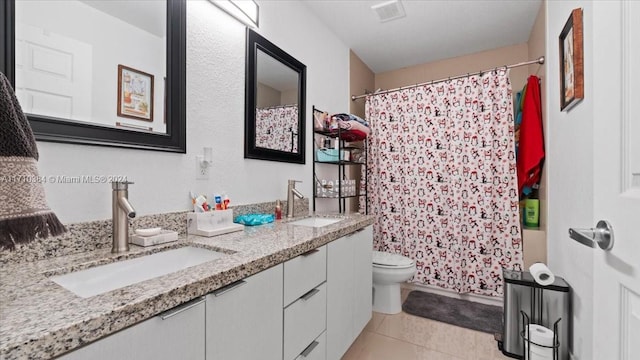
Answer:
[
  {"left": 245, "top": 28, "right": 306, "bottom": 164},
  {"left": 1, "top": 0, "right": 186, "bottom": 152}
]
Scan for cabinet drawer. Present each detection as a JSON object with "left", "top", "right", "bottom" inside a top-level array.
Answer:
[
  {"left": 284, "top": 245, "right": 326, "bottom": 306},
  {"left": 59, "top": 297, "right": 206, "bottom": 360},
  {"left": 284, "top": 282, "right": 327, "bottom": 360},
  {"left": 294, "top": 331, "right": 326, "bottom": 360}
]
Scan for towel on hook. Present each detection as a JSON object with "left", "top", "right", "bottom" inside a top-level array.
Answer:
[
  {"left": 517, "top": 75, "right": 545, "bottom": 197},
  {"left": 0, "top": 72, "right": 66, "bottom": 250}
]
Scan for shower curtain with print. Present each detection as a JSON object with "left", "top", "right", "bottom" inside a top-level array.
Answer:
[
  {"left": 255, "top": 105, "right": 299, "bottom": 153},
  {"left": 364, "top": 69, "right": 523, "bottom": 297}
]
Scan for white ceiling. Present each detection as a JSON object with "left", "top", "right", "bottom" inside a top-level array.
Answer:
[
  {"left": 302, "top": 0, "right": 542, "bottom": 73},
  {"left": 80, "top": 0, "right": 166, "bottom": 38}
]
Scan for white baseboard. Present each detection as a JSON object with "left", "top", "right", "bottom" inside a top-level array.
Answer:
[{"left": 402, "top": 282, "right": 503, "bottom": 307}]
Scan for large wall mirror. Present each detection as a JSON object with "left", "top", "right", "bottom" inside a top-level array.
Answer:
[
  {"left": 245, "top": 29, "right": 306, "bottom": 164},
  {"left": 1, "top": 0, "right": 186, "bottom": 152}
]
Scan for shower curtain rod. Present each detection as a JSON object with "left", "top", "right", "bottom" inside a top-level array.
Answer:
[{"left": 350, "top": 56, "right": 545, "bottom": 101}]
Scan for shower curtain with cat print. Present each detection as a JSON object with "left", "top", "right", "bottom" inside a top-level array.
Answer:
[{"left": 364, "top": 69, "right": 523, "bottom": 297}]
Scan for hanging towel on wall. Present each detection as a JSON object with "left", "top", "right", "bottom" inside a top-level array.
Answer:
[
  {"left": 517, "top": 75, "right": 545, "bottom": 197},
  {"left": 0, "top": 72, "right": 66, "bottom": 250}
]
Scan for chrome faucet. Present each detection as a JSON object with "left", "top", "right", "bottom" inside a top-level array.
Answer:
[
  {"left": 287, "top": 180, "right": 304, "bottom": 218},
  {"left": 112, "top": 181, "right": 136, "bottom": 253}
]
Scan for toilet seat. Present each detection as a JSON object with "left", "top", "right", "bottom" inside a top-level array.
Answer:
[{"left": 373, "top": 251, "right": 414, "bottom": 269}]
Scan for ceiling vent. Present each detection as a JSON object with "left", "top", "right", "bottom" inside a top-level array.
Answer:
[{"left": 371, "top": 0, "right": 406, "bottom": 23}]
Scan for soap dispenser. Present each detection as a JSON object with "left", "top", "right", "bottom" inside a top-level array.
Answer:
[{"left": 275, "top": 200, "right": 282, "bottom": 220}]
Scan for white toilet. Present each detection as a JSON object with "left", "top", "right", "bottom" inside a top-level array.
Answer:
[{"left": 372, "top": 251, "right": 417, "bottom": 314}]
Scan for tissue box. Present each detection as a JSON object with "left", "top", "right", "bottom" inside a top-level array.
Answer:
[{"left": 187, "top": 210, "right": 244, "bottom": 237}]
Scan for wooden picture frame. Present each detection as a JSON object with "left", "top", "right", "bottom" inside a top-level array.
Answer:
[
  {"left": 559, "top": 8, "right": 584, "bottom": 111},
  {"left": 117, "top": 64, "right": 154, "bottom": 121}
]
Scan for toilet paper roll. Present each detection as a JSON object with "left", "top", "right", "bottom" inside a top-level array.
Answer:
[
  {"left": 529, "top": 262, "right": 555, "bottom": 286},
  {"left": 524, "top": 324, "right": 554, "bottom": 360},
  {"left": 525, "top": 324, "right": 554, "bottom": 347}
]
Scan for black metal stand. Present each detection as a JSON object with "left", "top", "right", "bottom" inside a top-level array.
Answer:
[
  {"left": 311, "top": 105, "right": 368, "bottom": 214},
  {"left": 520, "top": 311, "right": 561, "bottom": 360}
]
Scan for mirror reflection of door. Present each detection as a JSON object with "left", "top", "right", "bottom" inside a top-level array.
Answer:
[
  {"left": 255, "top": 49, "right": 300, "bottom": 153},
  {"left": 14, "top": 0, "right": 167, "bottom": 133}
]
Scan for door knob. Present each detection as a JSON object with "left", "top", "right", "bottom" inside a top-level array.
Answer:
[{"left": 568, "top": 220, "right": 614, "bottom": 250}]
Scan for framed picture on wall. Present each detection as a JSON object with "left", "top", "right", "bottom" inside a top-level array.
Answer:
[
  {"left": 117, "top": 65, "right": 154, "bottom": 121},
  {"left": 559, "top": 8, "right": 584, "bottom": 111}
]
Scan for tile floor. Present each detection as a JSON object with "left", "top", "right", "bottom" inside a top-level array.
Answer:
[{"left": 342, "top": 289, "right": 511, "bottom": 360}]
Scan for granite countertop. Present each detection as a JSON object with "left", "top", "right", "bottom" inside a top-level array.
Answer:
[{"left": 0, "top": 213, "right": 374, "bottom": 360}]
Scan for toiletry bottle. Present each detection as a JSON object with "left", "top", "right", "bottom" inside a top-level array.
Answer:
[
  {"left": 223, "top": 194, "right": 230, "bottom": 210},
  {"left": 275, "top": 200, "right": 282, "bottom": 220},
  {"left": 214, "top": 194, "right": 222, "bottom": 210}
]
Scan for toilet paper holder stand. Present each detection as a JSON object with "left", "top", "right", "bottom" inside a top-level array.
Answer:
[
  {"left": 520, "top": 311, "right": 561, "bottom": 360},
  {"left": 568, "top": 220, "right": 614, "bottom": 251}
]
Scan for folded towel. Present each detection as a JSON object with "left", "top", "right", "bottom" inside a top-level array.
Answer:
[
  {"left": 331, "top": 113, "right": 369, "bottom": 127},
  {"left": 338, "top": 120, "right": 370, "bottom": 136},
  {"left": 0, "top": 72, "right": 66, "bottom": 250}
]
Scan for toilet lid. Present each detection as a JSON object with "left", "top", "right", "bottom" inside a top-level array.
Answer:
[{"left": 373, "top": 251, "right": 414, "bottom": 268}]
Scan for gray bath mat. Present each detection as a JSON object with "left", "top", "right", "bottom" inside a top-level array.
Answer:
[{"left": 402, "top": 290, "right": 502, "bottom": 334}]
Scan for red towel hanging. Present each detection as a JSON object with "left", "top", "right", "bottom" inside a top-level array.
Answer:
[{"left": 517, "top": 75, "right": 545, "bottom": 196}]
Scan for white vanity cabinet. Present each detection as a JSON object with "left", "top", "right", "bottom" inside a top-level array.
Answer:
[
  {"left": 327, "top": 225, "right": 373, "bottom": 360},
  {"left": 283, "top": 245, "right": 327, "bottom": 360},
  {"left": 56, "top": 224, "right": 372, "bottom": 360},
  {"left": 58, "top": 297, "right": 206, "bottom": 360},
  {"left": 205, "top": 263, "right": 283, "bottom": 360}
]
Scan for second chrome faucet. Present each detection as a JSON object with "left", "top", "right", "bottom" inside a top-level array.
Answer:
[{"left": 287, "top": 180, "right": 304, "bottom": 218}]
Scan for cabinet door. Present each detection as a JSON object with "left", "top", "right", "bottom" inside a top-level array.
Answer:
[
  {"left": 59, "top": 297, "right": 206, "bottom": 360},
  {"left": 206, "top": 264, "right": 283, "bottom": 360},
  {"left": 326, "top": 234, "right": 355, "bottom": 360},
  {"left": 352, "top": 225, "right": 373, "bottom": 335}
]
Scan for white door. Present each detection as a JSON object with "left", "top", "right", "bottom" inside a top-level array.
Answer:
[
  {"left": 592, "top": 1, "right": 640, "bottom": 359},
  {"left": 14, "top": 23, "right": 92, "bottom": 120}
]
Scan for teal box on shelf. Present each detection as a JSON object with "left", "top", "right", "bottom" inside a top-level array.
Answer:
[{"left": 316, "top": 149, "right": 349, "bottom": 162}]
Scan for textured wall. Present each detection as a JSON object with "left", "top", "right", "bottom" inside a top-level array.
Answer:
[{"left": 35, "top": 0, "right": 350, "bottom": 223}]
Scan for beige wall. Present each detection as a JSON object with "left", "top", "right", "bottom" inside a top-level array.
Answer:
[
  {"left": 346, "top": 50, "right": 374, "bottom": 212},
  {"left": 349, "top": 50, "right": 375, "bottom": 118},
  {"left": 256, "top": 82, "right": 281, "bottom": 108},
  {"left": 375, "top": 43, "right": 530, "bottom": 94},
  {"left": 528, "top": 0, "right": 547, "bottom": 229},
  {"left": 523, "top": 1, "right": 547, "bottom": 267},
  {"left": 281, "top": 89, "right": 298, "bottom": 105}
]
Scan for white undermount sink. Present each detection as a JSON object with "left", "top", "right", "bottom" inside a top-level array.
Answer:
[
  {"left": 287, "top": 217, "right": 343, "bottom": 227},
  {"left": 50, "top": 246, "right": 226, "bottom": 298}
]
